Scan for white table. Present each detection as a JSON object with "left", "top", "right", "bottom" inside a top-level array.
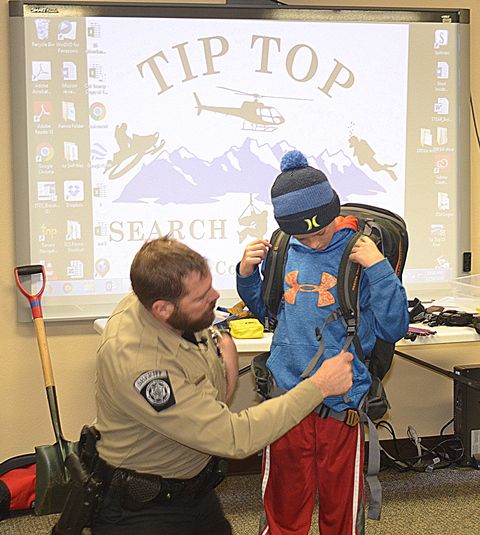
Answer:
[{"left": 94, "top": 317, "right": 480, "bottom": 350}]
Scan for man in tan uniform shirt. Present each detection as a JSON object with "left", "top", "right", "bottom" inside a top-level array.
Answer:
[{"left": 89, "top": 237, "right": 353, "bottom": 534}]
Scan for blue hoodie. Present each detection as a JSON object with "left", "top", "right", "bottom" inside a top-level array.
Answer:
[{"left": 236, "top": 218, "right": 409, "bottom": 412}]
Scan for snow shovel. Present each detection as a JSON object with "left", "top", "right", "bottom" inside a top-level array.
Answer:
[{"left": 14, "top": 264, "right": 76, "bottom": 515}]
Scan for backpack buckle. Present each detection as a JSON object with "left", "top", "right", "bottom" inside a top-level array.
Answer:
[
  {"left": 345, "top": 409, "right": 359, "bottom": 427},
  {"left": 346, "top": 316, "right": 357, "bottom": 336}
]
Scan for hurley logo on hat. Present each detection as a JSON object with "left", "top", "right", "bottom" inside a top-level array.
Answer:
[{"left": 271, "top": 150, "right": 340, "bottom": 235}]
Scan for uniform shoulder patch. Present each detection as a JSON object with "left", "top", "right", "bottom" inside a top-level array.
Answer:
[{"left": 134, "top": 370, "right": 176, "bottom": 412}]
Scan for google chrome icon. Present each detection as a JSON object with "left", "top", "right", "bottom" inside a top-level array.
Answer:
[
  {"left": 90, "top": 102, "right": 106, "bottom": 121},
  {"left": 36, "top": 142, "right": 54, "bottom": 162}
]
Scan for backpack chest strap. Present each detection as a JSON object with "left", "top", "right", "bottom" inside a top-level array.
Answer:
[{"left": 299, "top": 306, "right": 362, "bottom": 381}]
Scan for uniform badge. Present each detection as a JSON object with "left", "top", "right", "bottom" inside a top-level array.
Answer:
[{"left": 134, "top": 370, "right": 176, "bottom": 412}]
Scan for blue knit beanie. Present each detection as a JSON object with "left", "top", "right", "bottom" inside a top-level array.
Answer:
[{"left": 271, "top": 150, "right": 340, "bottom": 235}]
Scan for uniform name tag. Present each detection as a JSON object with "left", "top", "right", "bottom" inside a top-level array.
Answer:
[{"left": 134, "top": 370, "right": 176, "bottom": 412}]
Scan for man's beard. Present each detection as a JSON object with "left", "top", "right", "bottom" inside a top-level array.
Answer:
[{"left": 167, "top": 304, "right": 215, "bottom": 333}]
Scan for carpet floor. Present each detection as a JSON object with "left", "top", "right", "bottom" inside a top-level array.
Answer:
[{"left": 0, "top": 466, "right": 478, "bottom": 534}]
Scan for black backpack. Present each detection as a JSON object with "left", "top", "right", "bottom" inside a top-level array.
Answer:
[{"left": 261, "top": 202, "right": 409, "bottom": 420}]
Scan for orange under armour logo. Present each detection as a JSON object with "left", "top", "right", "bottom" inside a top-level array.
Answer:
[{"left": 284, "top": 271, "right": 337, "bottom": 307}]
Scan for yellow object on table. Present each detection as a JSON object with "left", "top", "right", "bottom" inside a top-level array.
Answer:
[{"left": 229, "top": 318, "right": 264, "bottom": 339}]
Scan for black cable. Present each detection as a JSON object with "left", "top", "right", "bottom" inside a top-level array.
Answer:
[
  {"left": 377, "top": 421, "right": 422, "bottom": 463},
  {"left": 439, "top": 417, "right": 454, "bottom": 436},
  {"left": 376, "top": 421, "right": 420, "bottom": 471},
  {"left": 375, "top": 421, "right": 466, "bottom": 472},
  {"left": 471, "top": 94, "right": 480, "bottom": 149},
  {"left": 417, "top": 437, "right": 464, "bottom": 467},
  {"left": 226, "top": 0, "right": 287, "bottom": 5},
  {"left": 429, "top": 436, "right": 464, "bottom": 462}
]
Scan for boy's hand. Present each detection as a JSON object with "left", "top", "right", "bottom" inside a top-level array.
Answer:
[
  {"left": 349, "top": 235, "right": 384, "bottom": 268},
  {"left": 239, "top": 239, "right": 271, "bottom": 277}
]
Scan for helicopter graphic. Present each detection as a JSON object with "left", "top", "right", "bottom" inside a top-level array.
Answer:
[{"left": 194, "top": 87, "right": 313, "bottom": 132}]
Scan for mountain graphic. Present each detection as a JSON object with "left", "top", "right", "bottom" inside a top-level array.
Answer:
[{"left": 113, "top": 139, "right": 386, "bottom": 204}]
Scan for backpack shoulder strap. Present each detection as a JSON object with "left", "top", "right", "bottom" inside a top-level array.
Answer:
[
  {"left": 262, "top": 229, "right": 291, "bottom": 328},
  {"left": 338, "top": 231, "right": 385, "bottom": 520},
  {"left": 337, "top": 231, "right": 364, "bottom": 355}
]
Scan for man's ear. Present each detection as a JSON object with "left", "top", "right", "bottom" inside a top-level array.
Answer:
[{"left": 151, "top": 299, "right": 174, "bottom": 322}]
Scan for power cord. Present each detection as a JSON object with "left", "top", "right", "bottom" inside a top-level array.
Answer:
[
  {"left": 440, "top": 417, "right": 453, "bottom": 436},
  {"left": 407, "top": 425, "right": 423, "bottom": 468},
  {"left": 376, "top": 420, "right": 465, "bottom": 473},
  {"left": 471, "top": 93, "right": 480, "bottom": 150}
]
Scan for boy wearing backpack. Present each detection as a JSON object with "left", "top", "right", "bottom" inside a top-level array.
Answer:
[{"left": 236, "top": 150, "right": 409, "bottom": 535}]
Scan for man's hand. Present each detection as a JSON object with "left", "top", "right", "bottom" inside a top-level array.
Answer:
[
  {"left": 349, "top": 235, "right": 384, "bottom": 268},
  {"left": 310, "top": 351, "right": 354, "bottom": 399},
  {"left": 239, "top": 239, "right": 271, "bottom": 277}
]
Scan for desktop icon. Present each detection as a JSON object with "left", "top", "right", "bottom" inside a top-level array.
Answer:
[
  {"left": 63, "top": 283, "right": 74, "bottom": 293},
  {"left": 57, "top": 20, "right": 77, "bottom": 40},
  {"left": 62, "top": 62, "right": 77, "bottom": 81},
  {"left": 32, "top": 61, "right": 51, "bottom": 82},
  {"left": 38, "top": 261, "right": 54, "bottom": 279},
  {"left": 436, "top": 256, "right": 450, "bottom": 269},
  {"left": 93, "top": 184, "right": 107, "bottom": 198},
  {"left": 437, "top": 127, "right": 448, "bottom": 146},
  {"left": 437, "top": 192, "right": 450, "bottom": 211},
  {"left": 430, "top": 224, "right": 446, "bottom": 239},
  {"left": 38, "top": 223, "right": 57, "bottom": 242},
  {"left": 64, "top": 141, "right": 79, "bottom": 162},
  {"left": 37, "top": 181, "right": 57, "bottom": 201},
  {"left": 420, "top": 128, "right": 433, "bottom": 147},
  {"left": 89, "top": 102, "right": 106, "bottom": 121},
  {"left": 433, "top": 97, "right": 449, "bottom": 115},
  {"left": 66, "top": 220, "right": 82, "bottom": 240},
  {"left": 33, "top": 101, "right": 52, "bottom": 123},
  {"left": 87, "top": 22, "right": 101, "bottom": 38},
  {"left": 434, "top": 29, "right": 448, "bottom": 49},
  {"left": 436, "top": 61, "right": 449, "bottom": 79},
  {"left": 88, "top": 64, "right": 105, "bottom": 82},
  {"left": 64, "top": 180, "right": 84, "bottom": 202},
  {"left": 91, "top": 143, "right": 108, "bottom": 162},
  {"left": 434, "top": 155, "right": 449, "bottom": 174},
  {"left": 62, "top": 101, "right": 76, "bottom": 122},
  {"left": 35, "top": 19, "right": 50, "bottom": 40},
  {"left": 36, "top": 142, "right": 54, "bottom": 162},
  {"left": 66, "top": 260, "right": 84, "bottom": 278},
  {"left": 94, "top": 222, "right": 107, "bottom": 236},
  {"left": 95, "top": 258, "right": 110, "bottom": 277}
]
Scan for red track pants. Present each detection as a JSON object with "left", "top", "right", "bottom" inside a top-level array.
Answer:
[{"left": 259, "top": 412, "right": 365, "bottom": 535}]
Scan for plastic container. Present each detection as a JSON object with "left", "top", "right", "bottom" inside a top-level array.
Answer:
[{"left": 451, "top": 275, "right": 480, "bottom": 298}]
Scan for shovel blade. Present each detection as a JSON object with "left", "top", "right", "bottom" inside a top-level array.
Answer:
[{"left": 34, "top": 442, "right": 76, "bottom": 516}]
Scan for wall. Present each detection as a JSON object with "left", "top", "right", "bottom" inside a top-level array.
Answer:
[{"left": 1, "top": 0, "right": 479, "bottom": 462}]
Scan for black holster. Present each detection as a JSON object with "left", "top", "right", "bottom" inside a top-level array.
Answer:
[
  {"left": 52, "top": 426, "right": 103, "bottom": 535},
  {"left": 251, "top": 352, "right": 273, "bottom": 399}
]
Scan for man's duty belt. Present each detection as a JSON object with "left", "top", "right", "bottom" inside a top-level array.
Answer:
[{"left": 93, "top": 456, "right": 226, "bottom": 510}]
